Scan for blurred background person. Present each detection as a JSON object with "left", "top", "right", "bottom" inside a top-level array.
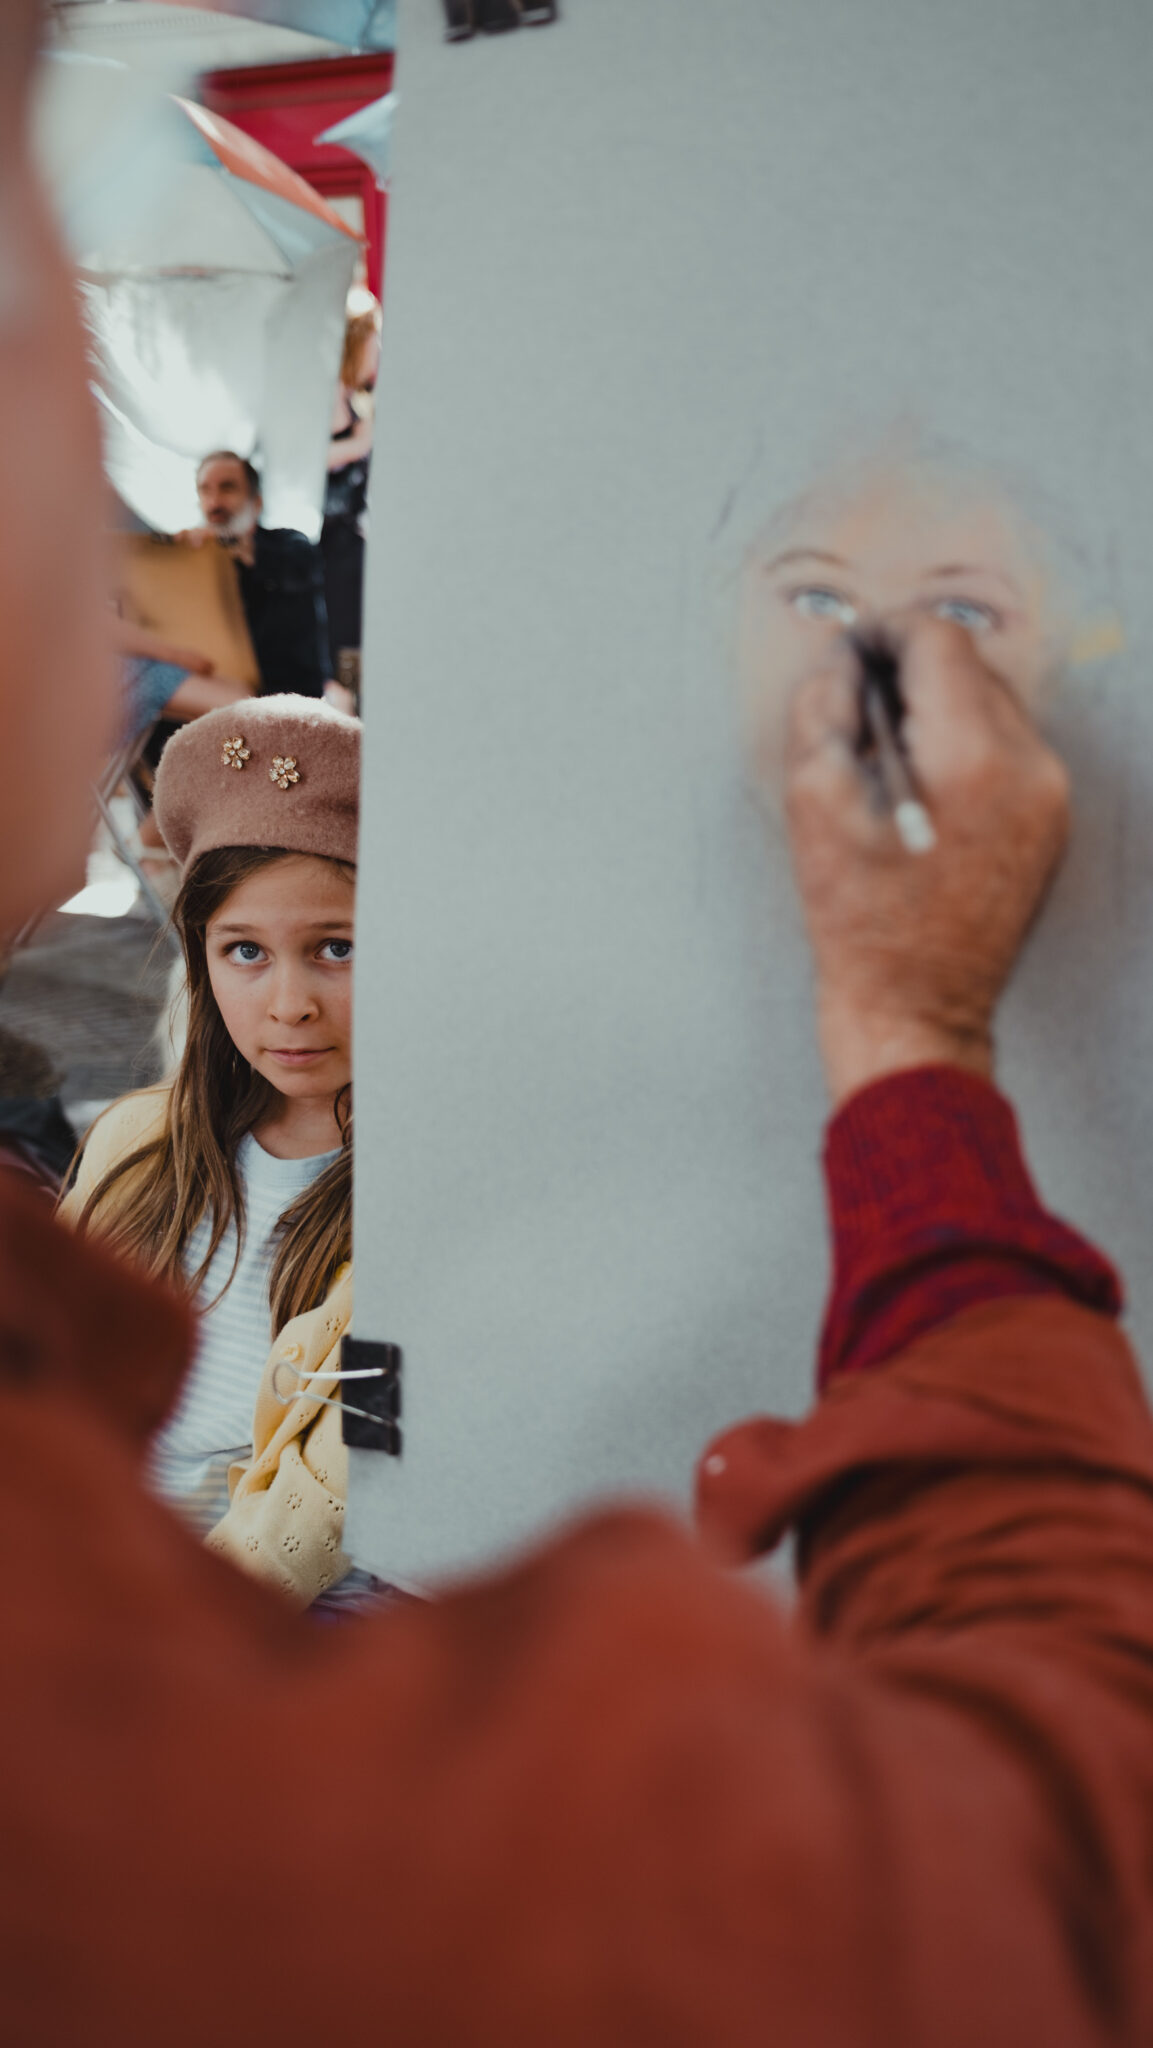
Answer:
[
  {"left": 185, "top": 451, "right": 333, "bottom": 702},
  {"left": 320, "top": 292, "right": 381, "bottom": 708},
  {"left": 0, "top": 1024, "right": 76, "bottom": 1200}
]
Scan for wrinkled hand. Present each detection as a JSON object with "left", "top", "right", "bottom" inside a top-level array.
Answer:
[{"left": 785, "top": 618, "right": 1070, "bottom": 1105}]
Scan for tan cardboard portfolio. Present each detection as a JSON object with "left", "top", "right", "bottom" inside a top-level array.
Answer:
[{"left": 115, "top": 534, "right": 260, "bottom": 688}]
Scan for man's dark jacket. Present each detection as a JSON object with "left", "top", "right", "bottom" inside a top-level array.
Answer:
[{"left": 237, "top": 526, "right": 330, "bottom": 699}]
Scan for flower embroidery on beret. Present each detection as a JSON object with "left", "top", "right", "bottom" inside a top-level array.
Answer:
[
  {"left": 221, "top": 736, "right": 250, "bottom": 771},
  {"left": 270, "top": 755, "right": 300, "bottom": 791}
]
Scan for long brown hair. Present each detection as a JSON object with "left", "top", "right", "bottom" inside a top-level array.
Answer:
[
  {"left": 339, "top": 304, "right": 380, "bottom": 391},
  {"left": 72, "top": 846, "right": 352, "bottom": 1333}
]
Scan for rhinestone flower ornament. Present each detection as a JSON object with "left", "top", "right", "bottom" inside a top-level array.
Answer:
[
  {"left": 269, "top": 755, "right": 300, "bottom": 791},
  {"left": 221, "top": 736, "right": 250, "bottom": 771}
]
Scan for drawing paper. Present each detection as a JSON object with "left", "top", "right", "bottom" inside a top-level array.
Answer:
[{"left": 350, "top": 0, "right": 1153, "bottom": 1582}]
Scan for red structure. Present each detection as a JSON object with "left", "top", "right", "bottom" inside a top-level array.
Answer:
[{"left": 201, "top": 55, "right": 393, "bottom": 300}]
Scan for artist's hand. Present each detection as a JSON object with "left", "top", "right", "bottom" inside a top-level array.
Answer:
[{"left": 785, "top": 617, "right": 1070, "bottom": 1105}]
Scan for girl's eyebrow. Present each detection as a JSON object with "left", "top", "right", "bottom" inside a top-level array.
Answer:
[{"left": 210, "top": 919, "right": 354, "bottom": 936}]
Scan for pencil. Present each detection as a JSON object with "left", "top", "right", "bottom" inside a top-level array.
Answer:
[{"left": 852, "top": 635, "right": 937, "bottom": 856}]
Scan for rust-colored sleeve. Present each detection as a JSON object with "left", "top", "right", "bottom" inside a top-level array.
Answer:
[
  {"left": 818, "top": 1064, "right": 1122, "bottom": 1383},
  {"left": 9, "top": 1210, "right": 1153, "bottom": 2046},
  {"left": 688, "top": 1296, "right": 1153, "bottom": 2045},
  {"left": 273, "top": 1300, "right": 1153, "bottom": 2048}
]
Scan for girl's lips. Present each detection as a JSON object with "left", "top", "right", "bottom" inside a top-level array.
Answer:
[{"left": 265, "top": 1048, "right": 332, "bottom": 1066}]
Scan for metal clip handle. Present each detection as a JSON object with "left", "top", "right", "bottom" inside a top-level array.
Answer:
[{"left": 271, "top": 1358, "right": 393, "bottom": 1433}]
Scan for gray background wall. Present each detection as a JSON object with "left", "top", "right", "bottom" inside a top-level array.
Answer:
[{"left": 350, "top": 0, "right": 1153, "bottom": 1584}]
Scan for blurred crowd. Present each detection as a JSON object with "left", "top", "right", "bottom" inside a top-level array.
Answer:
[
  {"left": 104, "top": 298, "right": 379, "bottom": 893},
  {"left": 0, "top": 291, "right": 380, "bottom": 1205},
  {"left": 115, "top": 291, "right": 380, "bottom": 736}
]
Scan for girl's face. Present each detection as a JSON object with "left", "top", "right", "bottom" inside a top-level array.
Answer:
[{"left": 205, "top": 855, "right": 354, "bottom": 1107}]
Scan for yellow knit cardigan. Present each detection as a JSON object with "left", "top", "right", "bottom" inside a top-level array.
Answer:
[{"left": 60, "top": 1087, "right": 354, "bottom": 1607}]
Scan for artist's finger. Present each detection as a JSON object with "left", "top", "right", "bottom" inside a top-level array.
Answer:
[
  {"left": 785, "top": 649, "right": 887, "bottom": 849},
  {"left": 896, "top": 616, "right": 1031, "bottom": 791},
  {"left": 785, "top": 645, "right": 860, "bottom": 770}
]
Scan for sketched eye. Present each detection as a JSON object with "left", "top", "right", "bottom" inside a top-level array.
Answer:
[
  {"left": 788, "top": 585, "right": 857, "bottom": 625},
  {"left": 932, "top": 597, "right": 1000, "bottom": 632}
]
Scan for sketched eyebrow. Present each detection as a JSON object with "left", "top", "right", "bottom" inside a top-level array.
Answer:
[
  {"left": 760, "top": 548, "right": 852, "bottom": 575},
  {"left": 924, "top": 563, "right": 1023, "bottom": 595}
]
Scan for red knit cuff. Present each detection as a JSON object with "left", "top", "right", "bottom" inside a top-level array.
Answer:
[{"left": 819, "top": 1066, "right": 1122, "bottom": 1388}]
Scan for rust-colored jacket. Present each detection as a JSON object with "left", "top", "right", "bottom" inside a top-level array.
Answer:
[{"left": 5, "top": 1172, "right": 1153, "bottom": 2046}]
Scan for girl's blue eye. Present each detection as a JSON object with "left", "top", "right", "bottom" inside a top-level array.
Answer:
[
  {"left": 933, "top": 597, "right": 998, "bottom": 632},
  {"left": 789, "top": 585, "right": 857, "bottom": 624},
  {"left": 232, "top": 941, "right": 264, "bottom": 964},
  {"left": 320, "top": 939, "right": 353, "bottom": 962}
]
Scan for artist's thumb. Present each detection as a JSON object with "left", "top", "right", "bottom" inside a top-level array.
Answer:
[
  {"left": 899, "top": 614, "right": 1071, "bottom": 877},
  {"left": 896, "top": 615, "right": 1033, "bottom": 795}
]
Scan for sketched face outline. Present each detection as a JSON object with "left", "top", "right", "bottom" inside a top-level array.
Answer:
[{"left": 736, "top": 463, "right": 1069, "bottom": 770}]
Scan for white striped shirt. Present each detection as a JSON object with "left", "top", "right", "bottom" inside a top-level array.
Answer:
[{"left": 147, "top": 1134, "right": 339, "bottom": 1534}]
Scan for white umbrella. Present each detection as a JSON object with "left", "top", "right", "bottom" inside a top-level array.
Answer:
[
  {"left": 35, "top": 53, "right": 360, "bottom": 539},
  {"left": 49, "top": 3, "right": 394, "bottom": 82},
  {"left": 316, "top": 92, "right": 397, "bottom": 189},
  {"left": 147, "top": 0, "right": 397, "bottom": 51}
]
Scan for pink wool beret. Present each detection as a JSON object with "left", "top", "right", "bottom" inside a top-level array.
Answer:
[{"left": 153, "top": 695, "right": 360, "bottom": 876}]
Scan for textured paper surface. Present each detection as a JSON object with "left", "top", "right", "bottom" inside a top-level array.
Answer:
[{"left": 350, "top": 0, "right": 1153, "bottom": 1583}]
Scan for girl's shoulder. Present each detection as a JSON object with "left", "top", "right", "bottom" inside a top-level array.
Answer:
[
  {"left": 61, "top": 1084, "right": 172, "bottom": 1224},
  {"left": 82, "top": 1084, "right": 171, "bottom": 1167}
]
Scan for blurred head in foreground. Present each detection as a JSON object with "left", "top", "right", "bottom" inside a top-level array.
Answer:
[{"left": 0, "top": 3, "right": 118, "bottom": 929}]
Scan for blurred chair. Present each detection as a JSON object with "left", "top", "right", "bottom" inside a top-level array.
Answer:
[{"left": 93, "top": 721, "right": 177, "bottom": 933}]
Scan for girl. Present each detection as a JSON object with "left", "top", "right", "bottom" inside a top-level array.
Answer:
[{"left": 61, "top": 695, "right": 369, "bottom": 1609}]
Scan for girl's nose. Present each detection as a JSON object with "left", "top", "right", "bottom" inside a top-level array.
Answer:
[{"left": 267, "top": 970, "right": 318, "bottom": 1025}]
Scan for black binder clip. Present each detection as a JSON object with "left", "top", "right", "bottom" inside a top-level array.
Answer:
[
  {"left": 443, "top": 0, "right": 558, "bottom": 39},
  {"left": 273, "top": 1337, "right": 402, "bottom": 1457},
  {"left": 340, "top": 1336, "right": 403, "bottom": 1455}
]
